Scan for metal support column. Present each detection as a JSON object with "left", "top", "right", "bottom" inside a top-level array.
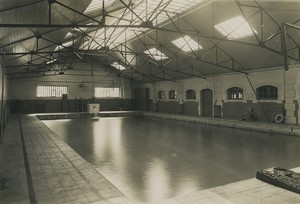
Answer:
[
  {"left": 281, "top": 23, "right": 289, "bottom": 70},
  {"left": 0, "top": 51, "right": 5, "bottom": 143}
]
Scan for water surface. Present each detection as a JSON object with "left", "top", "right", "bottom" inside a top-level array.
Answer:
[{"left": 43, "top": 117, "right": 300, "bottom": 202}]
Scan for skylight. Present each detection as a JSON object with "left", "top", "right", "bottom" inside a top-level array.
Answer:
[
  {"left": 111, "top": 62, "right": 126, "bottom": 70},
  {"left": 172, "top": 36, "right": 203, "bottom": 52},
  {"left": 214, "top": 16, "right": 257, "bottom": 39},
  {"left": 130, "top": 0, "right": 203, "bottom": 27},
  {"left": 144, "top": 48, "right": 168, "bottom": 61},
  {"left": 81, "top": 0, "right": 204, "bottom": 49},
  {"left": 84, "top": 0, "right": 115, "bottom": 14}
]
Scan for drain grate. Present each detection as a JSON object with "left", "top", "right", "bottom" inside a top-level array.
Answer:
[{"left": 0, "top": 178, "right": 11, "bottom": 190}]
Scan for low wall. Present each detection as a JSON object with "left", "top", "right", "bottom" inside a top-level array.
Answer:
[
  {"left": 9, "top": 99, "right": 133, "bottom": 114},
  {"left": 223, "top": 101, "right": 284, "bottom": 122}
]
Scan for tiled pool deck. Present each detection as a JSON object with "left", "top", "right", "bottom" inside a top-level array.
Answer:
[{"left": 1, "top": 113, "right": 300, "bottom": 204}]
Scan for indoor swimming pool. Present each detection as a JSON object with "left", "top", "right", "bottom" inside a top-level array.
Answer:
[{"left": 43, "top": 117, "right": 300, "bottom": 202}]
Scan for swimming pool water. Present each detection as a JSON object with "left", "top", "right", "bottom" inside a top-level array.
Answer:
[{"left": 43, "top": 117, "right": 300, "bottom": 202}]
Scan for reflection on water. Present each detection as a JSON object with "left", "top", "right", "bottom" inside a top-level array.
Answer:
[{"left": 43, "top": 117, "right": 300, "bottom": 202}]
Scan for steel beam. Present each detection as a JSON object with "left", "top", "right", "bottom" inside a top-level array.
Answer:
[
  {"left": 55, "top": 1, "right": 102, "bottom": 25},
  {"left": 0, "top": 52, "right": 5, "bottom": 143},
  {"left": 119, "top": 0, "right": 145, "bottom": 24},
  {"left": 147, "top": 0, "right": 172, "bottom": 23},
  {"left": 0, "top": 50, "right": 87, "bottom": 56},
  {"left": 285, "top": 23, "right": 300, "bottom": 31},
  {"left": 143, "top": 30, "right": 206, "bottom": 77},
  {"left": 132, "top": 30, "right": 177, "bottom": 81},
  {"left": 281, "top": 24, "right": 289, "bottom": 70},
  {"left": 0, "top": 23, "right": 157, "bottom": 29},
  {"left": 0, "top": 0, "right": 44, "bottom": 13},
  {"left": 160, "top": 16, "right": 248, "bottom": 74},
  {"left": 235, "top": 0, "right": 263, "bottom": 45},
  {"left": 235, "top": 0, "right": 300, "bottom": 62}
]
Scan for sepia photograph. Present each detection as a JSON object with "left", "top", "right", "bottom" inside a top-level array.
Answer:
[{"left": 0, "top": 0, "right": 300, "bottom": 203}]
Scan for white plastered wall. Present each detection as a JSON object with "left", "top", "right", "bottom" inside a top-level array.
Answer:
[{"left": 135, "top": 67, "right": 285, "bottom": 118}]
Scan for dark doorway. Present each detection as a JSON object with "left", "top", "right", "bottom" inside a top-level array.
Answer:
[
  {"left": 201, "top": 89, "right": 213, "bottom": 117},
  {"left": 134, "top": 88, "right": 149, "bottom": 111}
]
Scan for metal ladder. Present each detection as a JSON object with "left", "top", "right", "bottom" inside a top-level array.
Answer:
[{"left": 75, "top": 97, "right": 84, "bottom": 112}]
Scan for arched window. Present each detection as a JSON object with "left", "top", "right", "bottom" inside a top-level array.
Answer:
[
  {"left": 185, "top": 89, "right": 196, "bottom": 99},
  {"left": 158, "top": 91, "right": 165, "bottom": 100},
  {"left": 168, "top": 90, "right": 177, "bottom": 99},
  {"left": 256, "top": 85, "right": 278, "bottom": 100},
  {"left": 227, "top": 87, "right": 243, "bottom": 100}
]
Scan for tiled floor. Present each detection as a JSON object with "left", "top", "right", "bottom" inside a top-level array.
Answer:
[
  {"left": 0, "top": 114, "right": 300, "bottom": 204},
  {"left": 162, "top": 172, "right": 300, "bottom": 204},
  {"left": 1, "top": 115, "right": 128, "bottom": 204},
  {"left": 0, "top": 115, "right": 29, "bottom": 203}
]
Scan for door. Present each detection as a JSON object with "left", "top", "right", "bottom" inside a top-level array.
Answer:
[
  {"left": 201, "top": 89, "right": 213, "bottom": 117},
  {"left": 134, "top": 88, "right": 149, "bottom": 111}
]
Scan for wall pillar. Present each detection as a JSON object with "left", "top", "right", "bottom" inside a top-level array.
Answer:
[{"left": 284, "top": 66, "right": 300, "bottom": 124}]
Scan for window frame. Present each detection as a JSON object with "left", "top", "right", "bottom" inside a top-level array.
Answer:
[
  {"left": 168, "top": 90, "right": 177, "bottom": 100},
  {"left": 158, "top": 91, "right": 165, "bottom": 101},
  {"left": 227, "top": 87, "right": 243, "bottom": 100},
  {"left": 185, "top": 89, "right": 196, "bottom": 100},
  {"left": 94, "top": 87, "right": 121, "bottom": 98},
  {"left": 36, "top": 85, "right": 68, "bottom": 98},
  {"left": 256, "top": 85, "right": 278, "bottom": 100}
]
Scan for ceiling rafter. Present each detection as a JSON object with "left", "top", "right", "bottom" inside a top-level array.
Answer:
[
  {"left": 119, "top": 0, "right": 145, "bottom": 24},
  {"left": 165, "top": 12, "right": 199, "bottom": 58},
  {"left": 142, "top": 31, "right": 206, "bottom": 79},
  {"left": 112, "top": 43, "right": 157, "bottom": 79},
  {"left": 104, "top": 1, "right": 133, "bottom": 48},
  {"left": 0, "top": 0, "right": 44, "bottom": 13},
  {"left": 2, "top": 0, "right": 300, "bottom": 81},
  {"left": 132, "top": 30, "right": 177, "bottom": 81},
  {"left": 141, "top": 29, "right": 206, "bottom": 77},
  {"left": 235, "top": 0, "right": 300, "bottom": 62},
  {"left": 146, "top": 0, "right": 172, "bottom": 23},
  {"left": 281, "top": 23, "right": 300, "bottom": 70},
  {"left": 161, "top": 13, "right": 248, "bottom": 75},
  {"left": 54, "top": 0, "right": 103, "bottom": 25}
]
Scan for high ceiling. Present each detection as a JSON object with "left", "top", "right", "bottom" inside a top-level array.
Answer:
[{"left": 1, "top": 0, "right": 300, "bottom": 82}]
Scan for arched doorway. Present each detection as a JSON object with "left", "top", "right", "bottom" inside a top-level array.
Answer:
[{"left": 201, "top": 89, "right": 213, "bottom": 117}]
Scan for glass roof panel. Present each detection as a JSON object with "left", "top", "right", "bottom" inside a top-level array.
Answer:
[
  {"left": 214, "top": 16, "right": 257, "bottom": 39},
  {"left": 171, "top": 35, "right": 203, "bottom": 52},
  {"left": 84, "top": 0, "right": 115, "bottom": 14},
  {"left": 80, "top": 0, "right": 204, "bottom": 60},
  {"left": 144, "top": 48, "right": 168, "bottom": 61}
]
